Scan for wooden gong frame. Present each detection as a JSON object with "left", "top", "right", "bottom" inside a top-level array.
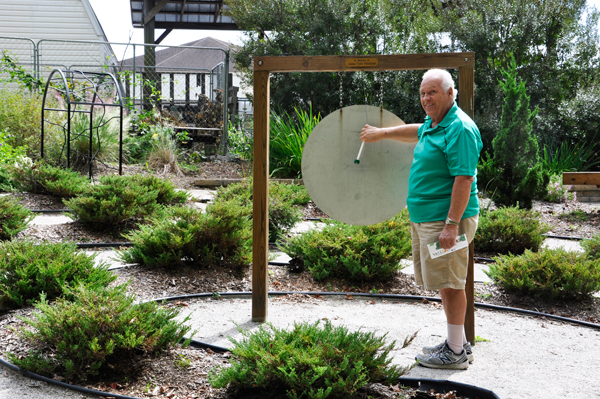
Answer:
[{"left": 252, "top": 52, "right": 477, "bottom": 344}]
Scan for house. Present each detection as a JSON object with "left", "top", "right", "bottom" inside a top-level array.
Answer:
[
  {"left": 0, "top": 0, "right": 116, "bottom": 81},
  {"left": 121, "top": 36, "right": 250, "bottom": 118}
]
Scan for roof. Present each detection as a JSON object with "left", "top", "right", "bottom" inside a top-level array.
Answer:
[
  {"left": 121, "top": 36, "right": 235, "bottom": 72},
  {"left": 130, "top": 0, "right": 238, "bottom": 30}
]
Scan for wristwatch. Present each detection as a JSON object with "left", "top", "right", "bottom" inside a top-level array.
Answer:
[{"left": 445, "top": 217, "right": 460, "bottom": 226}]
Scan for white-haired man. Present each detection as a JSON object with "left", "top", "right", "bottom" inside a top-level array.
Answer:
[{"left": 360, "top": 69, "right": 482, "bottom": 369}]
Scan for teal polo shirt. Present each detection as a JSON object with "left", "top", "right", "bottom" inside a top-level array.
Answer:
[{"left": 407, "top": 102, "right": 482, "bottom": 223}]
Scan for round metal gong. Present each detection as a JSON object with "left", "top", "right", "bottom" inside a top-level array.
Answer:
[{"left": 301, "top": 105, "right": 415, "bottom": 226}]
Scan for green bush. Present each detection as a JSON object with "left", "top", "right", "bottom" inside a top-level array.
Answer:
[
  {"left": 213, "top": 180, "right": 309, "bottom": 242},
  {"left": 0, "top": 240, "right": 116, "bottom": 308},
  {"left": 0, "top": 89, "right": 43, "bottom": 155},
  {"left": 8, "top": 284, "right": 192, "bottom": 381},
  {"left": 486, "top": 249, "right": 600, "bottom": 300},
  {"left": 0, "top": 196, "right": 33, "bottom": 240},
  {"left": 64, "top": 175, "right": 160, "bottom": 228},
  {"left": 128, "top": 174, "right": 189, "bottom": 205},
  {"left": 7, "top": 159, "right": 89, "bottom": 197},
  {"left": 270, "top": 106, "right": 321, "bottom": 178},
  {"left": 545, "top": 173, "right": 575, "bottom": 203},
  {"left": 474, "top": 206, "right": 551, "bottom": 255},
  {"left": 581, "top": 234, "right": 600, "bottom": 260},
  {"left": 70, "top": 112, "right": 121, "bottom": 167},
  {"left": 121, "top": 202, "right": 252, "bottom": 270},
  {"left": 124, "top": 131, "right": 154, "bottom": 163},
  {"left": 283, "top": 210, "right": 411, "bottom": 282},
  {"left": 209, "top": 320, "right": 411, "bottom": 399}
]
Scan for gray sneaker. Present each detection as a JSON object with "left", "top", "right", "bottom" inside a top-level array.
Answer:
[
  {"left": 415, "top": 342, "right": 469, "bottom": 370},
  {"left": 422, "top": 340, "right": 474, "bottom": 363}
]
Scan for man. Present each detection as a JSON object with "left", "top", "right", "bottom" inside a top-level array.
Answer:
[{"left": 360, "top": 69, "right": 482, "bottom": 369}]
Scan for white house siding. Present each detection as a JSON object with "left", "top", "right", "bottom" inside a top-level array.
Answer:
[{"left": 0, "top": 0, "right": 115, "bottom": 82}]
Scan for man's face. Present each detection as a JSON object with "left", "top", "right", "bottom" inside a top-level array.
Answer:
[{"left": 420, "top": 77, "right": 454, "bottom": 125}]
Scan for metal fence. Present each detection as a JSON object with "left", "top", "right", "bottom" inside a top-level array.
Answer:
[{"left": 0, "top": 36, "right": 232, "bottom": 150}]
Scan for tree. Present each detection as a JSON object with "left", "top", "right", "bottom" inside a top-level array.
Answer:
[
  {"left": 438, "top": 0, "right": 600, "bottom": 151},
  {"left": 479, "top": 57, "right": 548, "bottom": 209},
  {"left": 224, "top": 0, "right": 439, "bottom": 120}
]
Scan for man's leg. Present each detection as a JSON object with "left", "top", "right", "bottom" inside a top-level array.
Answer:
[{"left": 440, "top": 287, "right": 466, "bottom": 354}]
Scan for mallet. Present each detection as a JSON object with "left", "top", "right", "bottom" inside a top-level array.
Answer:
[{"left": 354, "top": 141, "right": 365, "bottom": 164}]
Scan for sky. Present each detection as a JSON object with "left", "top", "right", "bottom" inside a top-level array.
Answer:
[{"left": 90, "top": 0, "right": 600, "bottom": 60}]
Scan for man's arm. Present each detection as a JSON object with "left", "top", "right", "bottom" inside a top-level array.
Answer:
[
  {"left": 438, "top": 175, "right": 474, "bottom": 249},
  {"left": 360, "top": 123, "right": 420, "bottom": 143}
]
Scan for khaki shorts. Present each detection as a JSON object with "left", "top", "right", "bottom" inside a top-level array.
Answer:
[{"left": 411, "top": 215, "right": 479, "bottom": 291}]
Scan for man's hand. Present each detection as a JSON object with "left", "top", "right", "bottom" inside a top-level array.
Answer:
[
  {"left": 438, "top": 224, "right": 459, "bottom": 249},
  {"left": 360, "top": 124, "right": 384, "bottom": 143}
]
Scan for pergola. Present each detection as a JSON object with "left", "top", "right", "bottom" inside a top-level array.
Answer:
[
  {"left": 251, "top": 53, "right": 478, "bottom": 344},
  {"left": 130, "top": 0, "right": 238, "bottom": 45}
]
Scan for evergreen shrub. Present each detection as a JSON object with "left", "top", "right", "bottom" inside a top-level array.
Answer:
[
  {"left": 475, "top": 206, "right": 551, "bottom": 255},
  {"left": 0, "top": 196, "right": 33, "bottom": 240},
  {"left": 477, "top": 57, "right": 548, "bottom": 209},
  {"left": 8, "top": 159, "right": 90, "bottom": 197},
  {"left": 0, "top": 240, "right": 116, "bottom": 308},
  {"left": 486, "top": 249, "right": 600, "bottom": 299},
  {"left": 283, "top": 210, "right": 411, "bottom": 282},
  {"left": 8, "top": 284, "right": 192, "bottom": 381},
  {"left": 64, "top": 175, "right": 160, "bottom": 228},
  {"left": 121, "top": 202, "right": 252, "bottom": 269},
  {"left": 129, "top": 174, "right": 189, "bottom": 205},
  {"left": 209, "top": 320, "right": 412, "bottom": 399},
  {"left": 213, "top": 180, "right": 309, "bottom": 242},
  {"left": 581, "top": 234, "right": 600, "bottom": 260}
]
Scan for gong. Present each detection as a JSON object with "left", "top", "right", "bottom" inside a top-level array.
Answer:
[{"left": 301, "top": 105, "right": 416, "bottom": 226}]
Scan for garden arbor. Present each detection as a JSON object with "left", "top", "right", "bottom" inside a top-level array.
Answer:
[{"left": 252, "top": 53, "right": 476, "bottom": 343}]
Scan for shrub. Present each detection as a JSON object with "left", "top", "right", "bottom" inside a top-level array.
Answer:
[
  {"left": 283, "top": 210, "right": 411, "bottom": 282},
  {"left": 70, "top": 112, "right": 121, "bottom": 168},
  {"left": 145, "top": 125, "right": 183, "bottom": 175},
  {"left": 0, "top": 240, "right": 116, "bottom": 308},
  {"left": 6, "top": 159, "right": 90, "bottom": 197},
  {"left": 270, "top": 106, "right": 321, "bottom": 178},
  {"left": 581, "top": 234, "right": 600, "bottom": 260},
  {"left": 545, "top": 173, "right": 575, "bottom": 203},
  {"left": 129, "top": 174, "right": 189, "bottom": 205},
  {"left": 0, "top": 128, "right": 27, "bottom": 165},
  {"left": 227, "top": 120, "right": 253, "bottom": 161},
  {"left": 486, "top": 249, "right": 600, "bottom": 299},
  {"left": 0, "top": 196, "right": 33, "bottom": 240},
  {"left": 209, "top": 320, "right": 412, "bottom": 399},
  {"left": 121, "top": 202, "right": 252, "bottom": 270},
  {"left": 477, "top": 57, "right": 549, "bottom": 209},
  {"left": 8, "top": 284, "right": 192, "bottom": 381},
  {"left": 0, "top": 89, "right": 43, "bottom": 155},
  {"left": 213, "top": 180, "right": 309, "bottom": 242},
  {"left": 64, "top": 175, "right": 159, "bottom": 228},
  {"left": 124, "top": 131, "right": 154, "bottom": 163},
  {"left": 474, "top": 206, "right": 551, "bottom": 255}
]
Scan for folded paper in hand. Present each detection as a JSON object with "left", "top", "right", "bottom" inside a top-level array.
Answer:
[{"left": 427, "top": 234, "right": 468, "bottom": 259}]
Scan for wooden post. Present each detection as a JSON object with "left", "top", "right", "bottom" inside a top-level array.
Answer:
[
  {"left": 458, "top": 64, "right": 476, "bottom": 345},
  {"left": 252, "top": 69, "right": 270, "bottom": 322}
]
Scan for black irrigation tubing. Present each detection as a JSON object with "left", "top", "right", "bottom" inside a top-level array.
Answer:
[
  {"left": 145, "top": 291, "right": 600, "bottom": 331},
  {"left": 543, "top": 233, "right": 584, "bottom": 241},
  {"left": 31, "top": 208, "right": 71, "bottom": 213},
  {"left": 77, "top": 242, "right": 134, "bottom": 248}
]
